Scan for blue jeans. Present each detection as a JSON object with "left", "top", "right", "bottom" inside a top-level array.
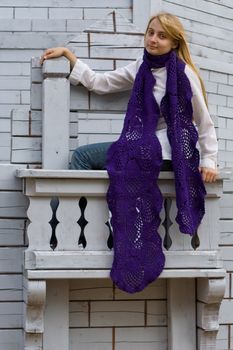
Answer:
[
  {"left": 70, "top": 142, "right": 113, "bottom": 170},
  {"left": 70, "top": 142, "right": 173, "bottom": 171}
]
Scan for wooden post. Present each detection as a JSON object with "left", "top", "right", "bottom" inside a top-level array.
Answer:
[
  {"left": 41, "top": 58, "right": 70, "bottom": 350},
  {"left": 42, "top": 57, "right": 70, "bottom": 169},
  {"left": 167, "top": 279, "right": 196, "bottom": 350},
  {"left": 43, "top": 280, "right": 69, "bottom": 350}
]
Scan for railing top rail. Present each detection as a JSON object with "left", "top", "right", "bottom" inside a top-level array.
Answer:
[{"left": 15, "top": 168, "right": 230, "bottom": 180}]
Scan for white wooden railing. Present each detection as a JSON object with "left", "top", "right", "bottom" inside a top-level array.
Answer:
[
  {"left": 16, "top": 57, "right": 226, "bottom": 350},
  {"left": 16, "top": 169, "right": 224, "bottom": 276}
]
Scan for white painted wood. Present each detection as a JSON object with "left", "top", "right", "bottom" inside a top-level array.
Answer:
[
  {"left": 146, "top": 300, "right": 167, "bottom": 326},
  {"left": 197, "top": 329, "right": 218, "bottom": 350},
  {"left": 0, "top": 330, "right": 23, "bottom": 350},
  {"left": 197, "top": 302, "right": 220, "bottom": 331},
  {"left": 56, "top": 197, "right": 82, "bottom": 250},
  {"left": 26, "top": 268, "right": 226, "bottom": 280},
  {"left": 197, "top": 277, "right": 226, "bottom": 349},
  {"left": 197, "top": 278, "right": 226, "bottom": 303},
  {"left": 167, "top": 279, "right": 196, "bottom": 350},
  {"left": 26, "top": 197, "right": 53, "bottom": 250},
  {"left": 70, "top": 328, "right": 112, "bottom": 350},
  {"left": 84, "top": 197, "right": 109, "bottom": 250},
  {"left": 0, "top": 164, "right": 25, "bottom": 190},
  {"left": 90, "top": 300, "right": 144, "bottom": 327},
  {"left": 0, "top": 302, "right": 22, "bottom": 328},
  {"left": 0, "top": 275, "right": 22, "bottom": 301},
  {"left": 24, "top": 250, "right": 222, "bottom": 270},
  {"left": 24, "top": 333, "right": 43, "bottom": 350},
  {"left": 133, "top": 0, "right": 162, "bottom": 31},
  {"left": 23, "top": 279, "right": 46, "bottom": 333},
  {"left": 69, "top": 301, "right": 88, "bottom": 327},
  {"left": 70, "top": 279, "right": 113, "bottom": 300},
  {"left": 0, "top": 191, "right": 28, "bottom": 218},
  {"left": 43, "top": 280, "right": 69, "bottom": 350},
  {"left": 42, "top": 72, "right": 70, "bottom": 169},
  {"left": 0, "top": 219, "right": 25, "bottom": 246},
  {"left": 0, "top": 248, "right": 23, "bottom": 273},
  {"left": 115, "top": 327, "right": 167, "bottom": 350}
]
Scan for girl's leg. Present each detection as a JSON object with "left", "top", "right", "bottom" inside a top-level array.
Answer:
[{"left": 70, "top": 142, "right": 113, "bottom": 170}]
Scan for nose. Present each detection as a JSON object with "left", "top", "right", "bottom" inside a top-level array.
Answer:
[{"left": 150, "top": 33, "right": 158, "bottom": 43}]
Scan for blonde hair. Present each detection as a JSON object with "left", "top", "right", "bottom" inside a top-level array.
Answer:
[{"left": 146, "top": 12, "right": 208, "bottom": 106}]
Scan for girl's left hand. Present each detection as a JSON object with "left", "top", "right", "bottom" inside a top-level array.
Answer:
[{"left": 199, "top": 167, "right": 218, "bottom": 183}]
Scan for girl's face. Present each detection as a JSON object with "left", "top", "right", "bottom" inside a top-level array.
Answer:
[{"left": 144, "top": 17, "right": 177, "bottom": 55}]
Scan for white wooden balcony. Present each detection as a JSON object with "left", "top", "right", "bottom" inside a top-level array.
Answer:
[
  {"left": 15, "top": 40, "right": 227, "bottom": 349},
  {"left": 16, "top": 168, "right": 226, "bottom": 350}
]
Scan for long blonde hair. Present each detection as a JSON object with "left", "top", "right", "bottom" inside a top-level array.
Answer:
[{"left": 146, "top": 12, "right": 208, "bottom": 106}]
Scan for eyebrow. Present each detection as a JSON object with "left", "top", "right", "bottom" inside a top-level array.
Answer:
[{"left": 148, "top": 27, "right": 166, "bottom": 34}]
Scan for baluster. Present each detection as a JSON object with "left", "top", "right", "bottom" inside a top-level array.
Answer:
[
  {"left": 56, "top": 197, "right": 82, "bottom": 250},
  {"left": 84, "top": 197, "right": 109, "bottom": 250},
  {"left": 26, "top": 197, "right": 53, "bottom": 251},
  {"left": 168, "top": 199, "right": 193, "bottom": 251}
]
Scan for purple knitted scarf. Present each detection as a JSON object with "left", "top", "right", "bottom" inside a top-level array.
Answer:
[{"left": 106, "top": 49, "right": 206, "bottom": 293}]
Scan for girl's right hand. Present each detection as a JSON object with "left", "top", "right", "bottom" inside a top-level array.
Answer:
[
  {"left": 40, "top": 47, "right": 66, "bottom": 65},
  {"left": 40, "top": 47, "right": 77, "bottom": 68}
]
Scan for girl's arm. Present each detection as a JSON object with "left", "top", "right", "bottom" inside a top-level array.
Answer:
[
  {"left": 185, "top": 65, "right": 218, "bottom": 183},
  {"left": 40, "top": 47, "right": 138, "bottom": 94},
  {"left": 69, "top": 57, "right": 138, "bottom": 94}
]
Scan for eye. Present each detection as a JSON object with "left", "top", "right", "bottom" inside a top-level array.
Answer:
[
  {"left": 159, "top": 33, "right": 166, "bottom": 39},
  {"left": 147, "top": 30, "right": 154, "bottom": 36}
]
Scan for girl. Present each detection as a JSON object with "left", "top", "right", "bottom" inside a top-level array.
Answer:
[{"left": 41, "top": 13, "right": 218, "bottom": 293}]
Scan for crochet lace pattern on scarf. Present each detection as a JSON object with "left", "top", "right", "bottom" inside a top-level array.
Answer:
[{"left": 106, "top": 49, "right": 206, "bottom": 293}]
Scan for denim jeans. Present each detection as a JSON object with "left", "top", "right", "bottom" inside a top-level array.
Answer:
[{"left": 70, "top": 142, "right": 173, "bottom": 171}]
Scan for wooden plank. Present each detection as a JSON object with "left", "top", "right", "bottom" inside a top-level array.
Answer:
[
  {"left": 162, "top": 1, "right": 233, "bottom": 33},
  {"left": 115, "top": 327, "right": 167, "bottom": 350},
  {"left": 164, "top": 0, "right": 233, "bottom": 19},
  {"left": 133, "top": 0, "right": 162, "bottom": 31},
  {"left": 69, "top": 301, "right": 88, "bottom": 327},
  {"left": 26, "top": 268, "right": 226, "bottom": 280},
  {"left": 25, "top": 250, "right": 221, "bottom": 270},
  {"left": 70, "top": 279, "right": 113, "bottom": 300},
  {"left": 167, "top": 279, "right": 196, "bottom": 350},
  {"left": 42, "top": 76, "right": 70, "bottom": 169},
  {"left": 146, "top": 300, "right": 167, "bottom": 326},
  {"left": 0, "top": 164, "right": 25, "bottom": 190},
  {"left": 90, "top": 300, "right": 144, "bottom": 327},
  {"left": 70, "top": 328, "right": 112, "bottom": 350},
  {"left": 44, "top": 280, "right": 69, "bottom": 350},
  {"left": 0, "top": 275, "right": 22, "bottom": 301},
  {"left": 0, "top": 248, "right": 23, "bottom": 273},
  {"left": 0, "top": 219, "right": 25, "bottom": 246},
  {"left": 0, "top": 302, "right": 23, "bottom": 328},
  {"left": 0, "top": 330, "right": 23, "bottom": 350},
  {"left": 0, "top": 192, "right": 27, "bottom": 218}
]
